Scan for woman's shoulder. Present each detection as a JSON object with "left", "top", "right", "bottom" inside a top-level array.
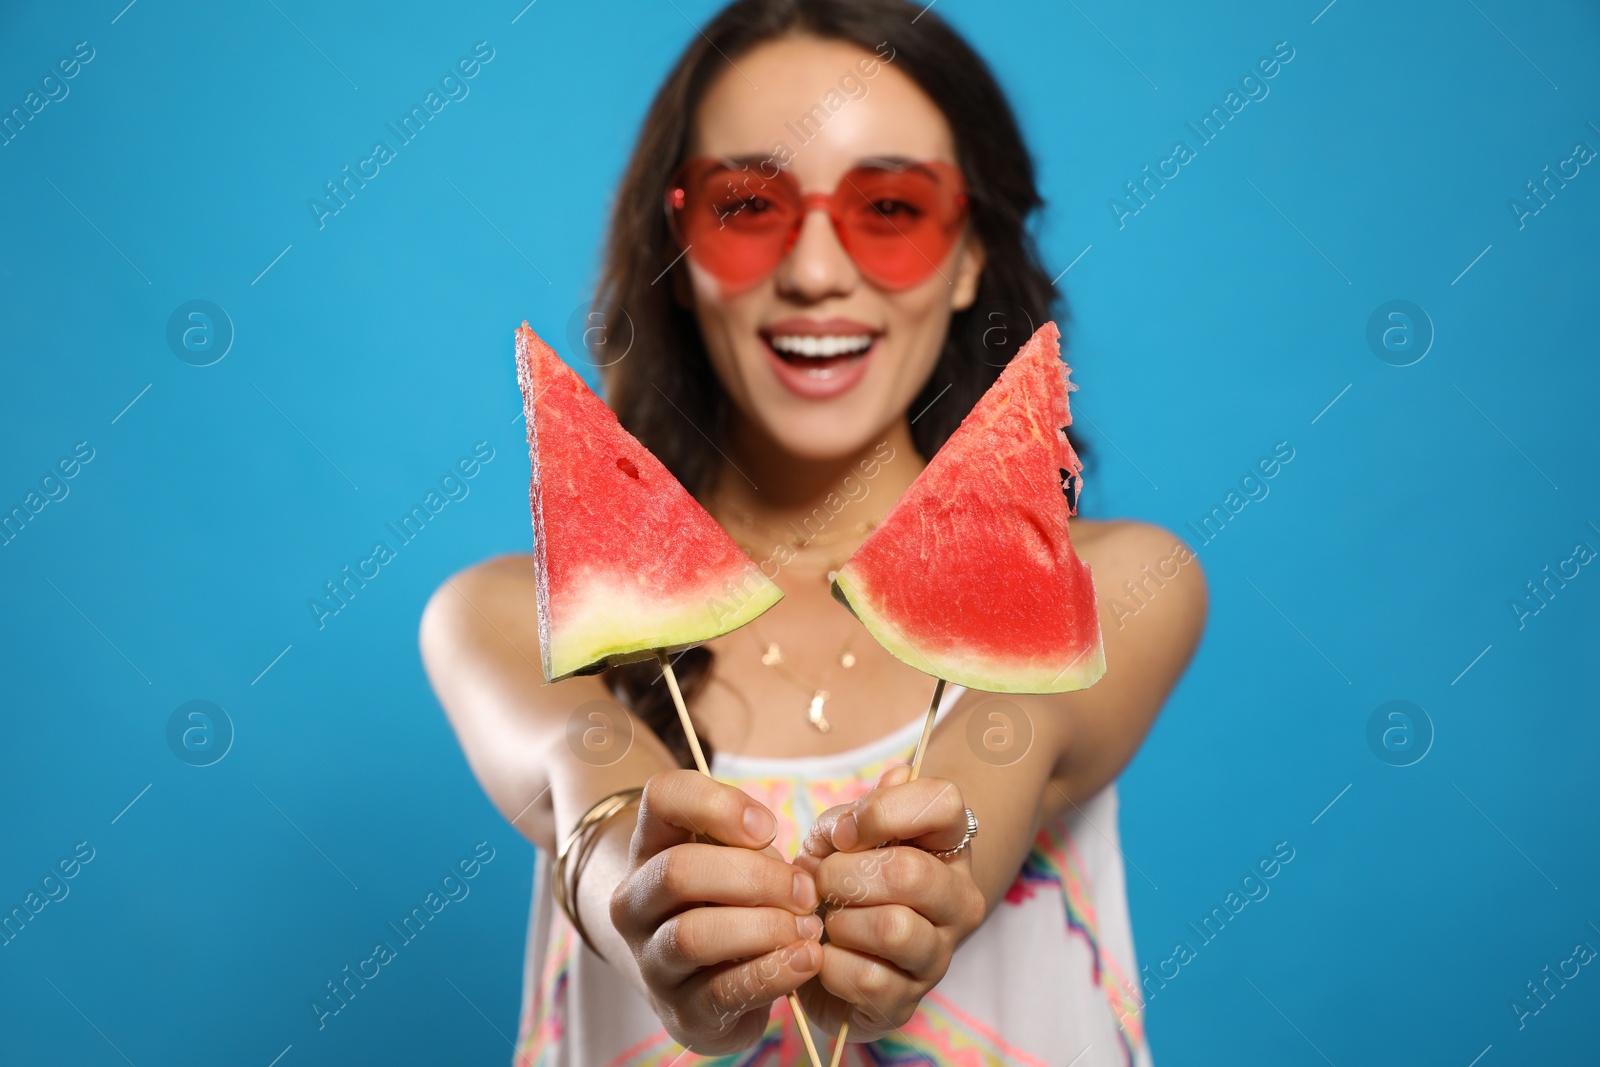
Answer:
[
  {"left": 424, "top": 552, "right": 538, "bottom": 614},
  {"left": 419, "top": 552, "right": 542, "bottom": 673},
  {"left": 1070, "top": 515, "right": 1201, "bottom": 565},
  {"left": 444, "top": 551, "right": 538, "bottom": 588},
  {"left": 1070, "top": 517, "right": 1209, "bottom": 636}
]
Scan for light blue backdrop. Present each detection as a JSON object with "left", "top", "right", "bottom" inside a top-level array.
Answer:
[{"left": 2, "top": 0, "right": 1596, "bottom": 1063}]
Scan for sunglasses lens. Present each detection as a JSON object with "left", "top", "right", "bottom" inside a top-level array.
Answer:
[
  {"left": 666, "top": 159, "right": 968, "bottom": 291},
  {"left": 669, "top": 163, "right": 799, "bottom": 290},
  {"left": 832, "top": 163, "right": 967, "bottom": 290}
]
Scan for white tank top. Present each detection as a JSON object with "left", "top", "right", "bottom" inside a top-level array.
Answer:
[{"left": 512, "top": 684, "right": 1154, "bottom": 1066}]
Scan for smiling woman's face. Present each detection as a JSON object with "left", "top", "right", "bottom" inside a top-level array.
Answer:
[{"left": 683, "top": 34, "right": 984, "bottom": 464}]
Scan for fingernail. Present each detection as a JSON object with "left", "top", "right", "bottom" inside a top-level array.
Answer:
[
  {"left": 794, "top": 938, "right": 820, "bottom": 969},
  {"left": 744, "top": 805, "right": 775, "bottom": 843},
  {"left": 833, "top": 812, "right": 858, "bottom": 851},
  {"left": 793, "top": 871, "right": 818, "bottom": 911},
  {"left": 798, "top": 914, "right": 823, "bottom": 940}
]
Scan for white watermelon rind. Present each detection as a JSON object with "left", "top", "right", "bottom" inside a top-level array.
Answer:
[
  {"left": 832, "top": 569, "right": 1106, "bottom": 695},
  {"left": 544, "top": 566, "right": 782, "bottom": 682}
]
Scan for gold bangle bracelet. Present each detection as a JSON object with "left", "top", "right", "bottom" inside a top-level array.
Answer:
[{"left": 552, "top": 787, "right": 644, "bottom": 956}]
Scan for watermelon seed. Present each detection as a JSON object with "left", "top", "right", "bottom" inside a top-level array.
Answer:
[
  {"left": 616, "top": 457, "right": 640, "bottom": 479},
  {"left": 1059, "top": 468, "right": 1078, "bottom": 510}
]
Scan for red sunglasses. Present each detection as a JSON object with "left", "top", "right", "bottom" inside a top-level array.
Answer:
[{"left": 665, "top": 157, "right": 970, "bottom": 292}]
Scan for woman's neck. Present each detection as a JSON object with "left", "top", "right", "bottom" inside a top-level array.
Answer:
[{"left": 708, "top": 417, "right": 925, "bottom": 551}]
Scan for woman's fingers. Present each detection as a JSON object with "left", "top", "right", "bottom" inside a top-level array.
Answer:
[
  {"left": 814, "top": 846, "right": 965, "bottom": 925},
  {"left": 820, "top": 903, "right": 940, "bottom": 979},
  {"left": 684, "top": 937, "right": 824, "bottom": 1034},
  {"left": 815, "top": 941, "right": 919, "bottom": 1037},
  {"left": 795, "top": 805, "right": 845, "bottom": 875},
  {"left": 832, "top": 774, "right": 970, "bottom": 854},
  {"left": 632, "top": 842, "right": 818, "bottom": 929},
  {"left": 630, "top": 769, "right": 779, "bottom": 862},
  {"left": 608, "top": 772, "right": 838, "bottom": 1051},
  {"left": 796, "top": 765, "right": 912, "bottom": 873},
  {"left": 648, "top": 906, "right": 824, "bottom": 982}
]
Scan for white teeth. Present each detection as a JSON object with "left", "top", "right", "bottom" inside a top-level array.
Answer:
[{"left": 768, "top": 333, "right": 874, "bottom": 358}]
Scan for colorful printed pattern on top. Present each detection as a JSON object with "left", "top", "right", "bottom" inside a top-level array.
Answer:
[
  {"left": 1007, "top": 822, "right": 1146, "bottom": 1063},
  {"left": 514, "top": 727, "right": 1148, "bottom": 1066}
]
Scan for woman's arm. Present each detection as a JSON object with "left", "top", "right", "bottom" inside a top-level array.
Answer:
[
  {"left": 1032, "top": 520, "right": 1209, "bottom": 812},
  {"left": 926, "top": 520, "right": 1208, "bottom": 904},
  {"left": 420, "top": 555, "right": 823, "bottom": 1052},
  {"left": 798, "top": 520, "right": 1208, "bottom": 1035}
]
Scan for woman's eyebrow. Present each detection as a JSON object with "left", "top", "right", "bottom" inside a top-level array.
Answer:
[{"left": 710, "top": 153, "right": 929, "bottom": 172}]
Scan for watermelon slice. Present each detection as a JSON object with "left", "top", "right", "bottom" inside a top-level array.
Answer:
[
  {"left": 831, "top": 321, "right": 1105, "bottom": 693},
  {"left": 516, "top": 323, "right": 782, "bottom": 681}
]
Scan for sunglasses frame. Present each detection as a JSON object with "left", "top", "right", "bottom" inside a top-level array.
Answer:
[{"left": 664, "top": 156, "right": 971, "bottom": 292}]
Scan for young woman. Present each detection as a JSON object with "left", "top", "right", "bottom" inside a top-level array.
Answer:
[{"left": 421, "top": 1, "right": 1206, "bottom": 1064}]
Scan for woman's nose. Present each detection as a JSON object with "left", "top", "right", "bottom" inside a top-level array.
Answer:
[{"left": 773, "top": 207, "right": 858, "bottom": 301}]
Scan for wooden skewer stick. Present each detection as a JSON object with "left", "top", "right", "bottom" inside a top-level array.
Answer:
[
  {"left": 793, "top": 990, "right": 825, "bottom": 1067},
  {"left": 658, "top": 649, "right": 711, "bottom": 776},
  {"left": 829, "top": 675, "right": 947, "bottom": 1066},
  {"left": 656, "top": 651, "right": 825, "bottom": 1067},
  {"left": 830, "top": 1011, "right": 853, "bottom": 1067},
  {"left": 908, "top": 677, "right": 947, "bottom": 780}
]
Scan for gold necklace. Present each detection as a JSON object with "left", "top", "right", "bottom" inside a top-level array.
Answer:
[
  {"left": 714, "top": 497, "right": 877, "bottom": 594},
  {"left": 726, "top": 506, "right": 879, "bottom": 552},
  {"left": 747, "top": 620, "right": 858, "bottom": 733},
  {"left": 730, "top": 533, "right": 862, "bottom": 589}
]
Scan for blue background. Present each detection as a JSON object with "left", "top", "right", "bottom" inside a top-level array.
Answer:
[{"left": 2, "top": 0, "right": 1597, "bottom": 1064}]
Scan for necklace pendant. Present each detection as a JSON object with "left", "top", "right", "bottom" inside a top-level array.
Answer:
[
  {"left": 760, "top": 643, "right": 782, "bottom": 667},
  {"left": 807, "top": 690, "right": 832, "bottom": 733}
]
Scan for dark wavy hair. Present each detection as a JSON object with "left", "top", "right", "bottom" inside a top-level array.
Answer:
[{"left": 594, "top": 0, "right": 1086, "bottom": 769}]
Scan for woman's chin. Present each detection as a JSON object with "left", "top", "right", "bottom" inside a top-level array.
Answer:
[{"left": 748, "top": 411, "right": 892, "bottom": 465}]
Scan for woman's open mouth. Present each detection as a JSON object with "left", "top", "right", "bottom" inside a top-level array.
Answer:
[{"left": 759, "top": 318, "right": 880, "bottom": 400}]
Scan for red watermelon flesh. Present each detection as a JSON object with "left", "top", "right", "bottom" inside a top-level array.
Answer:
[
  {"left": 516, "top": 323, "right": 782, "bottom": 681},
  {"left": 832, "top": 321, "right": 1105, "bottom": 693}
]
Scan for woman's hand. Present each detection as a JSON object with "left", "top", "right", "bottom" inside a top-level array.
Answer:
[
  {"left": 609, "top": 769, "right": 825, "bottom": 1054},
  {"left": 794, "top": 765, "right": 987, "bottom": 1039}
]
